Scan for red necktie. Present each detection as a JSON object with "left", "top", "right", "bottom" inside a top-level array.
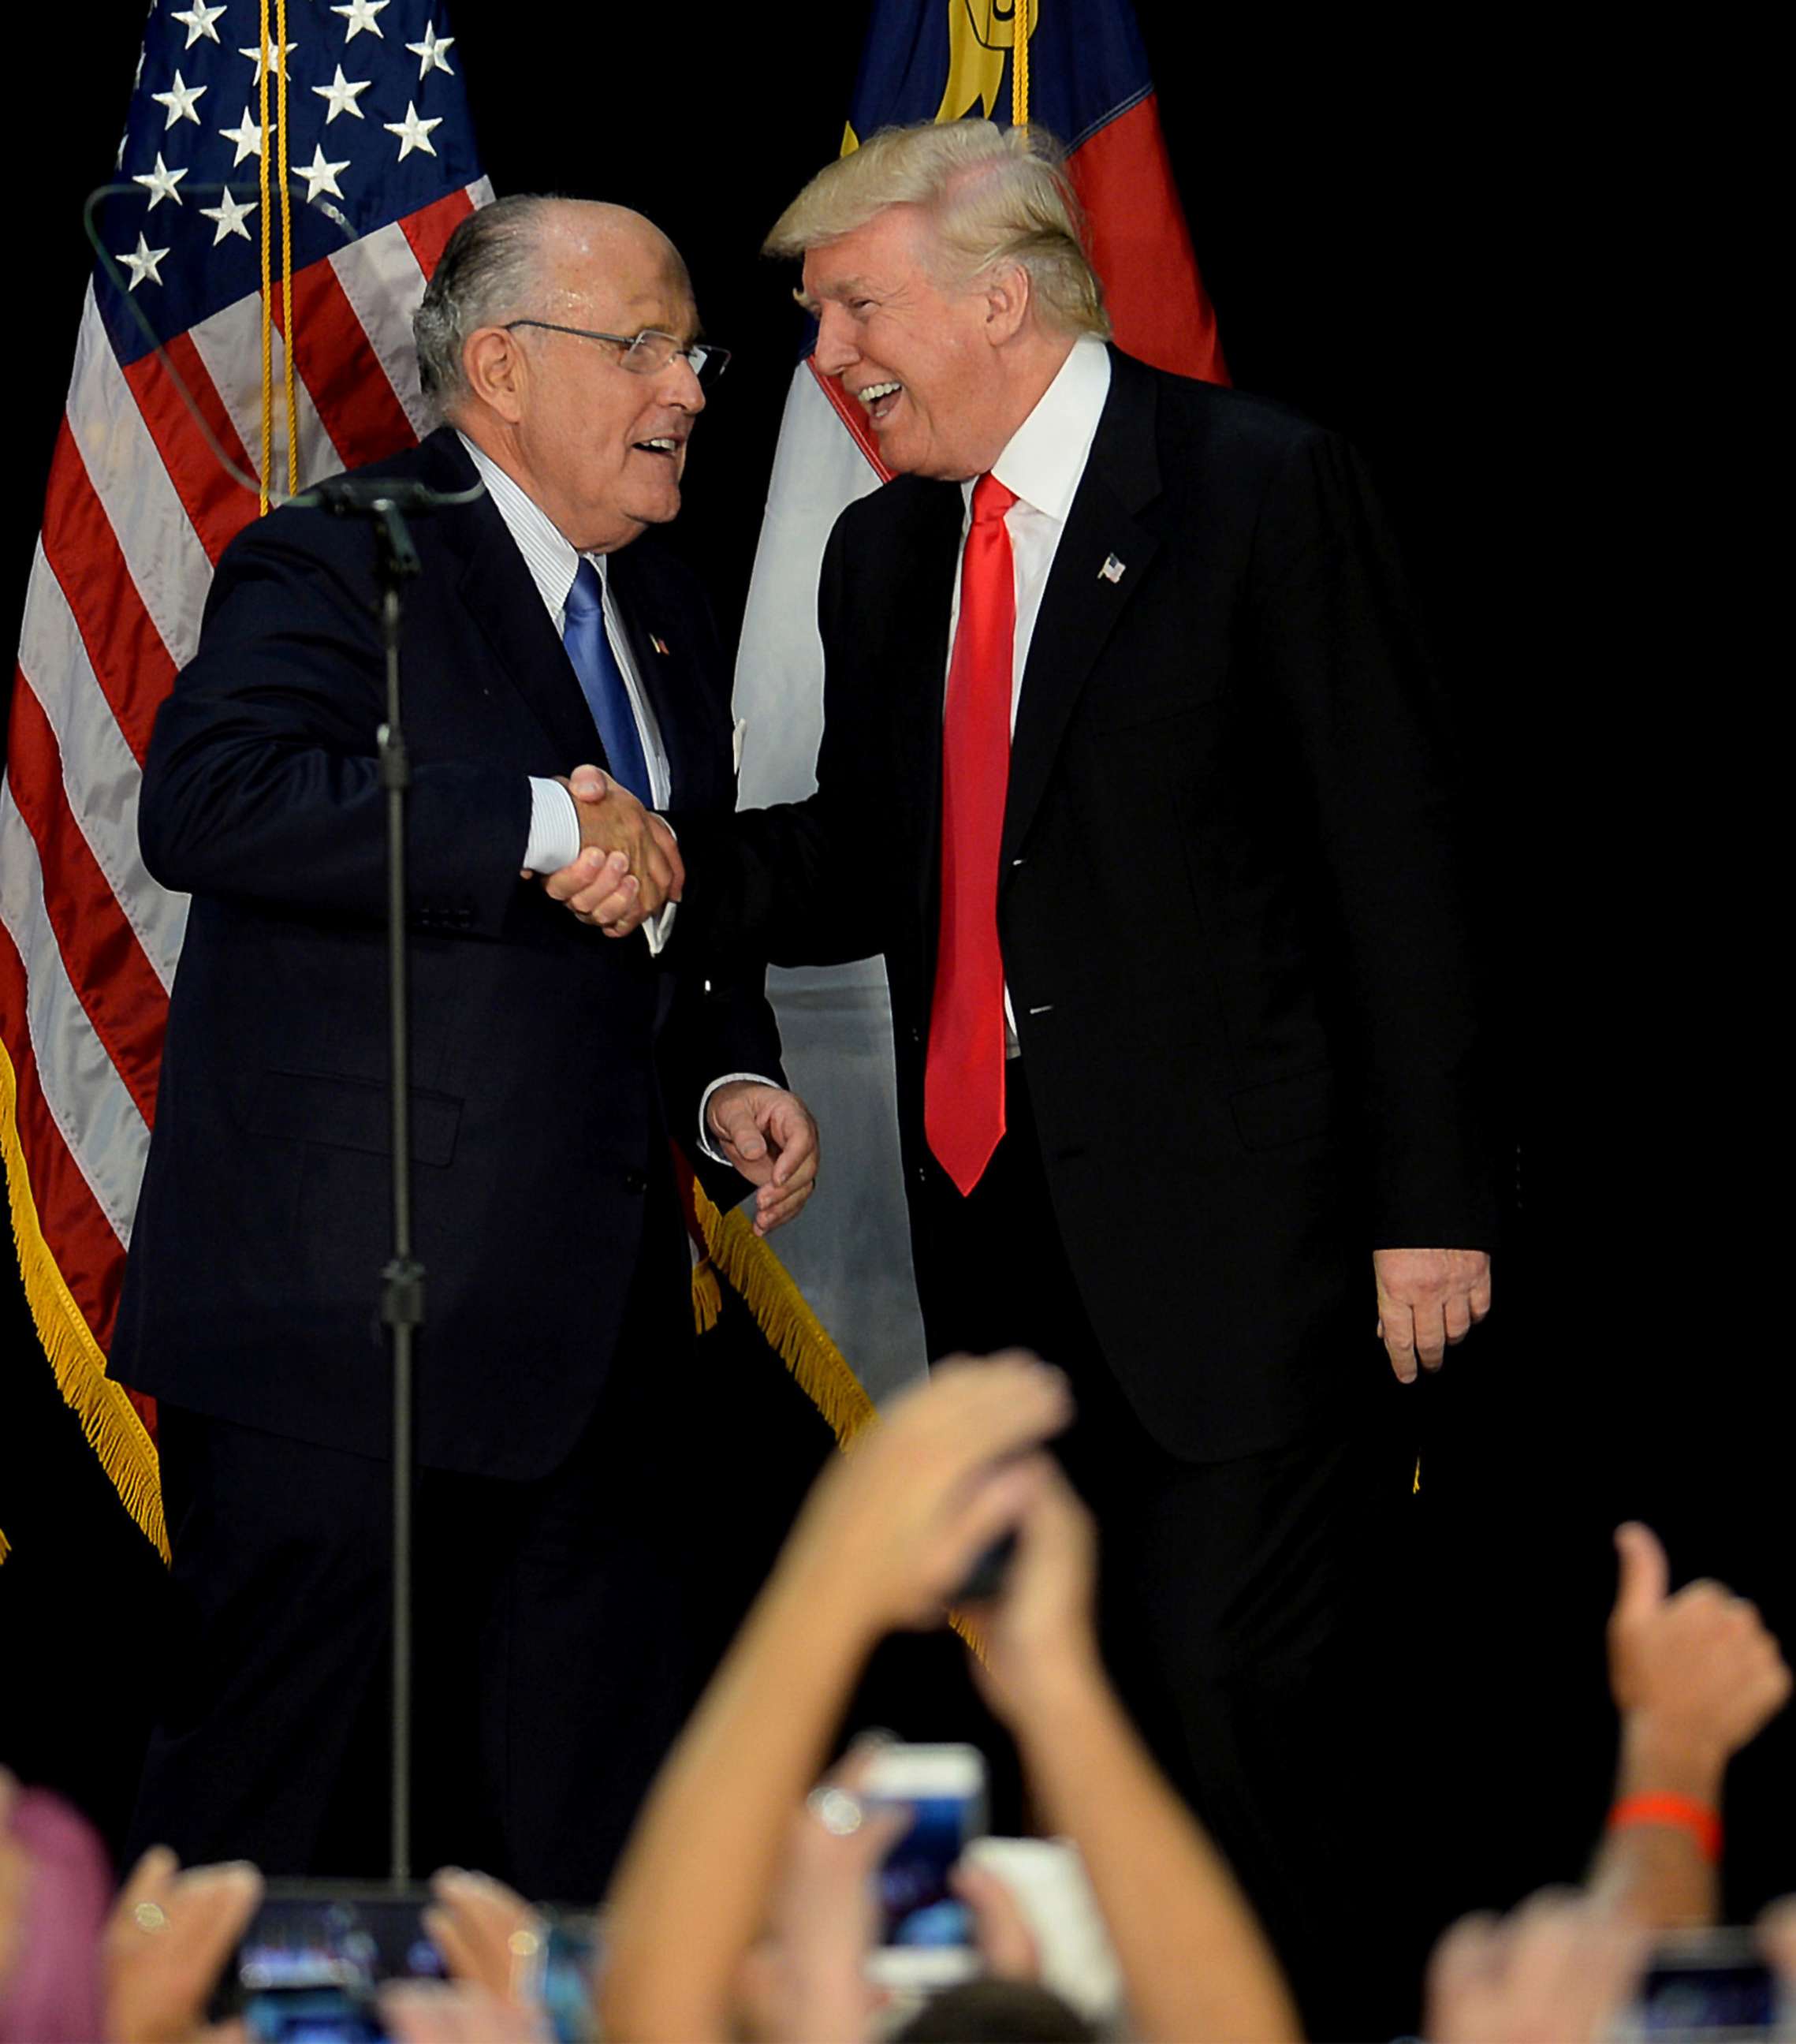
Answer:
[{"left": 926, "top": 473, "right": 1017, "bottom": 1195}]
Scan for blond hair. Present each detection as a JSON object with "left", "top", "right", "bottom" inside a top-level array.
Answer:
[{"left": 765, "top": 121, "right": 1109, "bottom": 341}]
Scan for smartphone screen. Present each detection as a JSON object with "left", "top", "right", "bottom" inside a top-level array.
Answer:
[
  {"left": 237, "top": 1893, "right": 446, "bottom": 1992},
  {"left": 1615, "top": 1931, "right": 1783, "bottom": 2038},
  {"left": 242, "top": 1983, "right": 386, "bottom": 2043},
  {"left": 538, "top": 1913, "right": 601, "bottom": 2044},
  {"left": 862, "top": 1743, "right": 987, "bottom": 1988},
  {"left": 224, "top": 1886, "right": 447, "bottom": 2041}
]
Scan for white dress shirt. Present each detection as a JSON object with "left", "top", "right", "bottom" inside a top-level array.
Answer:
[
  {"left": 458, "top": 432, "right": 676, "bottom": 954},
  {"left": 459, "top": 434, "right": 772, "bottom": 1154},
  {"left": 948, "top": 337, "right": 1112, "bottom": 1049}
]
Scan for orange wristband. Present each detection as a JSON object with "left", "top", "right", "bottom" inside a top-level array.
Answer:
[{"left": 1607, "top": 1791, "right": 1722, "bottom": 1863}]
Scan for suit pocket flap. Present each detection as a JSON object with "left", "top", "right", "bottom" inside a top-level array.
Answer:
[
  {"left": 246, "top": 1070, "right": 461, "bottom": 1166},
  {"left": 1229, "top": 1067, "right": 1336, "bottom": 1151}
]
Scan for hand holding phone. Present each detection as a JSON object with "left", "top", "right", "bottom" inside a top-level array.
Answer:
[
  {"left": 222, "top": 1885, "right": 448, "bottom": 2042},
  {"left": 861, "top": 1743, "right": 988, "bottom": 1990}
]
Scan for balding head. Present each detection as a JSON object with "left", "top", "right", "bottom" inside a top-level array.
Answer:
[
  {"left": 418, "top": 195, "right": 709, "bottom": 552},
  {"left": 528, "top": 201, "right": 691, "bottom": 332},
  {"left": 414, "top": 198, "right": 688, "bottom": 411}
]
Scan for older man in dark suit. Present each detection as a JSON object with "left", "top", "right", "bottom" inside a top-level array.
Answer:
[
  {"left": 558, "top": 121, "right": 1498, "bottom": 2030},
  {"left": 117, "top": 195, "right": 816, "bottom": 1899}
]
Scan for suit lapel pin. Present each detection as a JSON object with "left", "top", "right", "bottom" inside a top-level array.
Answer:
[
  {"left": 1098, "top": 554, "right": 1127, "bottom": 584},
  {"left": 650, "top": 634, "right": 670, "bottom": 656}
]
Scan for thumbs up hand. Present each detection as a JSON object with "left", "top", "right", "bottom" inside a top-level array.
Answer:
[{"left": 1606, "top": 1521, "right": 1790, "bottom": 1783}]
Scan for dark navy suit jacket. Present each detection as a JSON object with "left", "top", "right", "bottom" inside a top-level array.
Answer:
[
  {"left": 677, "top": 350, "right": 1496, "bottom": 1461},
  {"left": 116, "top": 427, "right": 780, "bottom": 1479}
]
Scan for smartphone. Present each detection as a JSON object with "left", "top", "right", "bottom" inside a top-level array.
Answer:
[
  {"left": 532, "top": 1912, "right": 601, "bottom": 2044},
  {"left": 862, "top": 1742, "right": 987, "bottom": 1990},
  {"left": 241, "top": 1982, "right": 386, "bottom": 2043},
  {"left": 221, "top": 1885, "right": 447, "bottom": 2042},
  {"left": 1612, "top": 1929, "right": 1783, "bottom": 2039}
]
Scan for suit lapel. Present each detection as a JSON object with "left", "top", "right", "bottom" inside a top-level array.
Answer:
[
  {"left": 437, "top": 438, "right": 598, "bottom": 771},
  {"left": 605, "top": 549, "right": 695, "bottom": 804},
  {"left": 881, "top": 482, "right": 965, "bottom": 934},
  {"left": 1000, "top": 350, "right": 1163, "bottom": 872}
]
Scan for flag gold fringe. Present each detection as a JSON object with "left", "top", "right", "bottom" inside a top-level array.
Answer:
[
  {"left": 687, "top": 1180, "right": 878, "bottom": 1449},
  {"left": 691, "top": 1256, "right": 723, "bottom": 1335},
  {"left": 0, "top": 1525, "right": 9, "bottom": 1562},
  {"left": 686, "top": 1184, "right": 985, "bottom": 1659},
  {"left": 0, "top": 1039, "right": 168, "bottom": 1565}
]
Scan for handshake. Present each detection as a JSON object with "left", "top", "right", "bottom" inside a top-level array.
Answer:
[{"left": 534, "top": 763, "right": 683, "bottom": 937}]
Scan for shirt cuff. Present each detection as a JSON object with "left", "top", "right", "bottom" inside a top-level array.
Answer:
[
  {"left": 523, "top": 778, "right": 580, "bottom": 874},
  {"left": 698, "top": 1072, "right": 783, "bottom": 1164}
]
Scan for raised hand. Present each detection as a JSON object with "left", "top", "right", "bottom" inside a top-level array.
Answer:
[
  {"left": 422, "top": 1868, "right": 548, "bottom": 2014},
  {"left": 736, "top": 1742, "right": 908, "bottom": 2044},
  {"left": 1426, "top": 1890, "right": 1647, "bottom": 2044},
  {"left": 1608, "top": 1521, "right": 1791, "bottom": 1781},
  {"left": 964, "top": 1458, "right": 1102, "bottom": 1731},
  {"left": 101, "top": 1845, "right": 263, "bottom": 2044},
  {"left": 788, "top": 1353, "right": 1073, "bottom": 1636}
]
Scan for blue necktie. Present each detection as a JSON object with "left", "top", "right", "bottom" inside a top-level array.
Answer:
[{"left": 562, "top": 558, "right": 651, "bottom": 802}]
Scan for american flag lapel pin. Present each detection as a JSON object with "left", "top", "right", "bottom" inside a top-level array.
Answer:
[
  {"left": 650, "top": 634, "right": 671, "bottom": 656},
  {"left": 1099, "top": 554, "right": 1127, "bottom": 584}
]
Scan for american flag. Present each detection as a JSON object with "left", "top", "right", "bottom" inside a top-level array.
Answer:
[{"left": 0, "top": 0, "right": 490, "bottom": 1556}]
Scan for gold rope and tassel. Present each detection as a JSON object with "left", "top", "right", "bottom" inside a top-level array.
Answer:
[
  {"left": 255, "top": 0, "right": 273, "bottom": 512},
  {"left": 274, "top": 0, "right": 297, "bottom": 497},
  {"left": 254, "top": 2, "right": 300, "bottom": 512},
  {"left": 687, "top": 1179, "right": 878, "bottom": 1449},
  {"left": 685, "top": 1181, "right": 986, "bottom": 1658},
  {"left": 1011, "top": 0, "right": 1030, "bottom": 127},
  {"left": 0, "top": 1040, "right": 168, "bottom": 1565}
]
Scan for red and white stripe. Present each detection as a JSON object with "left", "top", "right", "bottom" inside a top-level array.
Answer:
[{"left": 1, "top": 177, "right": 492, "bottom": 1378}]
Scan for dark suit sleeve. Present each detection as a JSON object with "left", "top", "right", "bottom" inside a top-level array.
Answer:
[
  {"left": 653, "top": 960, "right": 788, "bottom": 1211},
  {"left": 1246, "top": 429, "right": 1498, "bottom": 1246},
  {"left": 670, "top": 514, "right": 897, "bottom": 973},
  {"left": 140, "top": 514, "right": 527, "bottom": 938}
]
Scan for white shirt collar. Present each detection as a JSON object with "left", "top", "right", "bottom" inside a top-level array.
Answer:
[
  {"left": 455, "top": 428, "right": 602, "bottom": 618},
  {"left": 977, "top": 334, "right": 1112, "bottom": 524}
]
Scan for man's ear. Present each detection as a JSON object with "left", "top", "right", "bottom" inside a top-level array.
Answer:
[
  {"left": 461, "top": 326, "right": 527, "bottom": 424},
  {"left": 981, "top": 262, "right": 1033, "bottom": 346}
]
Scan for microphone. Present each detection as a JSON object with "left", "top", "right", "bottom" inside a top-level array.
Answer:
[
  {"left": 293, "top": 478, "right": 483, "bottom": 581},
  {"left": 301, "top": 477, "right": 483, "bottom": 517}
]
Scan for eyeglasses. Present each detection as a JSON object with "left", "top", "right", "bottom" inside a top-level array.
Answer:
[{"left": 502, "top": 319, "right": 730, "bottom": 390}]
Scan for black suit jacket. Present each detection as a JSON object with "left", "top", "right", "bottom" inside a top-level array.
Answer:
[
  {"left": 115, "top": 427, "right": 780, "bottom": 1479},
  {"left": 680, "top": 349, "right": 1495, "bottom": 1460}
]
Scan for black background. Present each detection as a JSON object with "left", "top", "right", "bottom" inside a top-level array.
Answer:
[{"left": 2, "top": 0, "right": 1784, "bottom": 1938}]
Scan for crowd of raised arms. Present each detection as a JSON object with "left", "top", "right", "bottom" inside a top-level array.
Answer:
[{"left": 4, "top": 1352, "right": 1790, "bottom": 2043}]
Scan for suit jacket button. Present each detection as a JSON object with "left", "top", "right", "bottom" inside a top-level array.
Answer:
[{"left": 624, "top": 1169, "right": 648, "bottom": 1194}]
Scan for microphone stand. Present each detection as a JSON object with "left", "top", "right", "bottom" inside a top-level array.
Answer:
[
  {"left": 371, "top": 496, "right": 423, "bottom": 1890},
  {"left": 312, "top": 480, "right": 431, "bottom": 1887}
]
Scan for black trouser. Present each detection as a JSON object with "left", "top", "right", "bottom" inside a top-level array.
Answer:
[
  {"left": 907, "top": 1061, "right": 1427, "bottom": 2042},
  {"left": 125, "top": 1252, "right": 769, "bottom": 1904}
]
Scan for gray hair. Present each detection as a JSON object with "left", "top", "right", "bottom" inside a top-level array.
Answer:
[
  {"left": 412, "top": 193, "right": 558, "bottom": 412},
  {"left": 765, "top": 121, "right": 1109, "bottom": 341}
]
